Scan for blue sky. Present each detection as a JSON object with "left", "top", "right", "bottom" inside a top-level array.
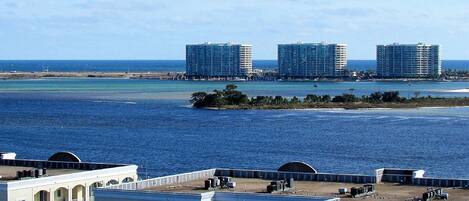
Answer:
[{"left": 1, "top": 0, "right": 469, "bottom": 60}]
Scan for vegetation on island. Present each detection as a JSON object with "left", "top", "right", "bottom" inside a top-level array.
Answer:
[{"left": 190, "top": 84, "right": 469, "bottom": 109}]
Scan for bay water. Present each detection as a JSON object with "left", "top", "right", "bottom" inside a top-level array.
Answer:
[{"left": 1, "top": 79, "right": 469, "bottom": 178}]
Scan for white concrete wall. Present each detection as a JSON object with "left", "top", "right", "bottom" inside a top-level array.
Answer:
[
  {"left": 94, "top": 167, "right": 338, "bottom": 201},
  {"left": 106, "top": 169, "right": 216, "bottom": 191},
  {"left": 5, "top": 165, "right": 138, "bottom": 201}
]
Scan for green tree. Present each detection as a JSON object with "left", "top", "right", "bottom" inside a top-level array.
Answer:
[
  {"left": 290, "top": 96, "right": 301, "bottom": 104},
  {"left": 382, "top": 91, "right": 401, "bottom": 102},
  {"left": 250, "top": 96, "right": 265, "bottom": 105},
  {"left": 321, "top": 95, "right": 331, "bottom": 102},
  {"left": 225, "top": 91, "right": 249, "bottom": 105},
  {"left": 213, "top": 89, "right": 224, "bottom": 97},
  {"left": 203, "top": 94, "right": 225, "bottom": 107},
  {"left": 368, "top": 92, "right": 383, "bottom": 103},
  {"left": 225, "top": 84, "right": 238, "bottom": 92},
  {"left": 305, "top": 94, "right": 320, "bottom": 103},
  {"left": 273, "top": 96, "right": 285, "bottom": 105},
  {"left": 332, "top": 94, "right": 357, "bottom": 102},
  {"left": 190, "top": 92, "right": 207, "bottom": 104}
]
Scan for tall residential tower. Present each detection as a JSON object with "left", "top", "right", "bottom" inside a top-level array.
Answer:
[
  {"left": 278, "top": 42, "right": 347, "bottom": 78},
  {"left": 377, "top": 43, "right": 441, "bottom": 78},
  {"left": 186, "top": 43, "right": 252, "bottom": 78}
]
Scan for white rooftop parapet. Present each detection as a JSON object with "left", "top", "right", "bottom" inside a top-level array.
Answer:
[{"left": 0, "top": 152, "right": 16, "bottom": 160}]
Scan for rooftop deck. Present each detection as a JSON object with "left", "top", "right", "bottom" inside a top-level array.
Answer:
[
  {"left": 0, "top": 165, "right": 85, "bottom": 181},
  {"left": 100, "top": 163, "right": 469, "bottom": 201},
  {"left": 0, "top": 151, "right": 131, "bottom": 182},
  {"left": 145, "top": 178, "right": 469, "bottom": 201}
]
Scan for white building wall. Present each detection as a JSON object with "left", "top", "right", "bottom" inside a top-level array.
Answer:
[
  {"left": 278, "top": 42, "right": 348, "bottom": 77},
  {"left": 4, "top": 165, "right": 137, "bottom": 201},
  {"left": 94, "top": 168, "right": 338, "bottom": 201},
  {"left": 376, "top": 43, "right": 441, "bottom": 78}
]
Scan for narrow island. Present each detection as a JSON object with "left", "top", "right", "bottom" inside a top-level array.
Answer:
[{"left": 190, "top": 84, "right": 469, "bottom": 109}]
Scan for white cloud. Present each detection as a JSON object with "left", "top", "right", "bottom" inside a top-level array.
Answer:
[{"left": 1, "top": 0, "right": 469, "bottom": 59}]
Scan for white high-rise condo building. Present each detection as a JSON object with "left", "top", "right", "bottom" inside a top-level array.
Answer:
[
  {"left": 186, "top": 43, "right": 253, "bottom": 78},
  {"left": 278, "top": 42, "right": 347, "bottom": 78},
  {"left": 377, "top": 43, "right": 441, "bottom": 78}
]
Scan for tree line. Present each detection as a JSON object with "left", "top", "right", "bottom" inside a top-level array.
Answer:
[{"left": 190, "top": 84, "right": 448, "bottom": 108}]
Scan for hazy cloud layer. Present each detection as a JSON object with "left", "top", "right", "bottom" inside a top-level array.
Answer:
[{"left": 1, "top": 0, "right": 469, "bottom": 59}]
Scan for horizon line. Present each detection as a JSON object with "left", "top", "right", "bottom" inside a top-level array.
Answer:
[{"left": 1, "top": 59, "right": 469, "bottom": 61}]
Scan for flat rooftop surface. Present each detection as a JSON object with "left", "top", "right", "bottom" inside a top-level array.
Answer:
[
  {"left": 145, "top": 178, "right": 469, "bottom": 201},
  {"left": 0, "top": 165, "right": 85, "bottom": 181}
]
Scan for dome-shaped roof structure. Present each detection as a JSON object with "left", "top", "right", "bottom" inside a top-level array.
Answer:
[
  {"left": 48, "top": 151, "right": 81, "bottom": 163},
  {"left": 278, "top": 161, "right": 317, "bottom": 173}
]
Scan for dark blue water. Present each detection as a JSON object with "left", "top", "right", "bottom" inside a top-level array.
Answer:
[
  {"left": 1, "top": 79, "right": 469, "bottom": 178},
  {"left": 1, "top": 60, "right": 468, "bottom": 72}
]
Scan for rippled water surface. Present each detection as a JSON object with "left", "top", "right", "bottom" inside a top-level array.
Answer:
[{"left": 1, "top": 79, "right": 469, "bottom": 178}]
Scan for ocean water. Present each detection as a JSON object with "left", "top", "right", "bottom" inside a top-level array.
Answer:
[
  {"left": 1, "top": 79, "right": 469, "bottom": 178},
  {"left": 1, "top": 60, "right": 469, "bottom": 72}
]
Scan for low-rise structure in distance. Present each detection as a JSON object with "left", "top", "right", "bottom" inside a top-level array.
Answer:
[
  {"left": 0, "top": 152, "right": 137, "bottom": 201},
  {"left": 376, "top": 43, "right": 441, "bottom": 78},
  {"left": 186, "top": 42, "right": 253, "bottom": 79},
  {"left": 278, "top": 42, "right": 347, "bottom": 78}
]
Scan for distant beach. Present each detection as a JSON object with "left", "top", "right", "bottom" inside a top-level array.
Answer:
[
  {"left": 0, "top": 71, "right": 184, "bottom": 80},
  {"left": 1, "top": 60, "right": 469, "bottom": 72}
]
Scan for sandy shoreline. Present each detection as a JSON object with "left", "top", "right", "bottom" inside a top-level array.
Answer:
[
  {"left": 0, "top": 71, "right": 185, "bottom": 80},
  {"left": 200, "top": 105, "right": 469, "bottom": 111},
  {"left": 211, "top": 101, "right": 469, "bottom": 110},
  {"left": 2, "top": 71, "right": 469, "bottom": 82}
]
